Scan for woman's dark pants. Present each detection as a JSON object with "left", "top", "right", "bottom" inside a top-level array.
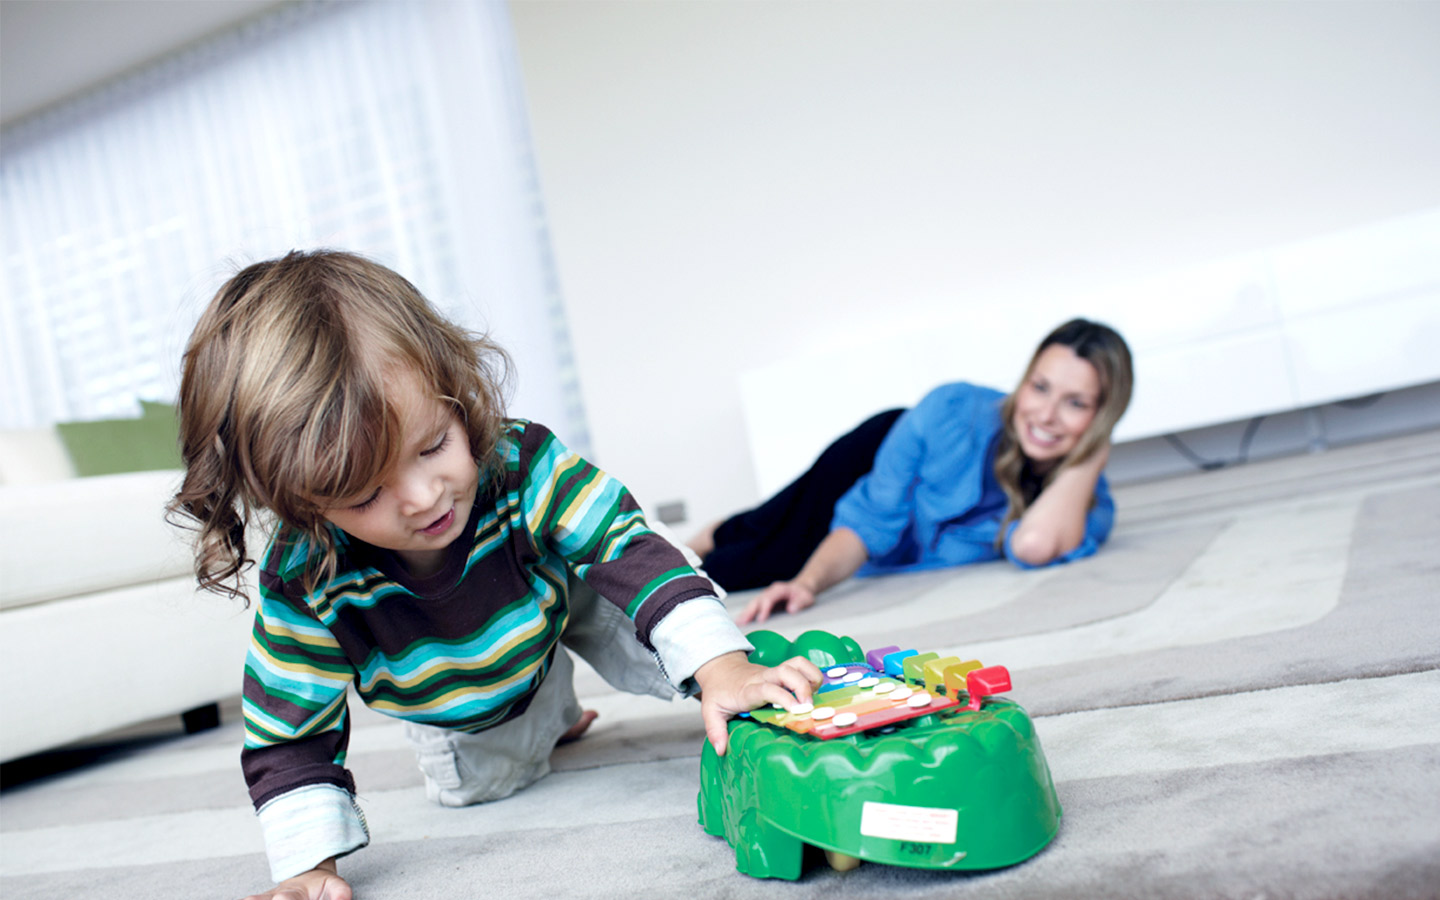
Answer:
[{"left": 701, "top": 408, "right": 905, "bottom": 591}]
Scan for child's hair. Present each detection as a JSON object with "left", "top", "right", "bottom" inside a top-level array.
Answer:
[
  {"left": 993, "top": 318, "right": 1133, "bottom": 543},
  {"left": 167, "top": 249, "right": 512, "bottom": 603}
]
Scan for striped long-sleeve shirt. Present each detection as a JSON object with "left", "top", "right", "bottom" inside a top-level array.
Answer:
[{"left": 240, "top": 420, "right": 726, "bottom": 821}]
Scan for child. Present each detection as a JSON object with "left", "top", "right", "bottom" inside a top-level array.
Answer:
[{"left": 168, "top": 250, "right": 820, "bottom": 899}]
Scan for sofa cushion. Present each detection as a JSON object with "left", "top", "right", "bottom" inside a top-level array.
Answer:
[
  {"left": 0, "top": 427, "right": 76, "bottom": 485},
  {"left": 0, "top": 575, "right": 256, "bottom": 761},
  {"left": 0, "top": 470, "right": 195, "bottom": 611},
  {"left": 55, "top": 403, "right": 182, "bottom": 477}
]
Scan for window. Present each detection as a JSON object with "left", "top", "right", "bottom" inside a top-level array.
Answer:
[{"left": 0, "top": 0, "right": 586, "bottom": 451}]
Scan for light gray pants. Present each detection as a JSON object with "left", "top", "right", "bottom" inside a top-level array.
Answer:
[{"left": 403, "top": 576, "right": 678, "bottom": 807}]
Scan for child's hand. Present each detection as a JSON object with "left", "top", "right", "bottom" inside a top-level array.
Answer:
[
  {"left": 242, "top": 860, "right": 351, "bottom": 900},
  {"left": 692, "top": 651, "right": 823, "bottom": 755}
]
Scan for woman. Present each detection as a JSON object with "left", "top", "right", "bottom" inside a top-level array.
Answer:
[{"left": 689, "top": 318, "right": 1133, "bottom": 624}]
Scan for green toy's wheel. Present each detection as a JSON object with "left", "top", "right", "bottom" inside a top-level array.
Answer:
[{"left": 698, "top": 631, "right": 1062, "bottom": 880}]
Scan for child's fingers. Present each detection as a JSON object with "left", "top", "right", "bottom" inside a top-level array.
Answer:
[
  {"left": 242, "top": 870, "right": 352, "bottom": 900},
  {"left": 780, "top": 655, "right": 824, "bottom": 684},
  {"left": 701, "top": 700, "right": 732, "bottom": 756},
  {"left": 768, "top": 659, "right": 822, "bottom": 704},
  {"left": 698, "top": 657, "right": 831, "bottom": 757},
  {"left": 751, "top": 680, "right": 814, "bottom": 713},
  {"left": 702, "top": 686, "right": 777, "bottom": 756}
]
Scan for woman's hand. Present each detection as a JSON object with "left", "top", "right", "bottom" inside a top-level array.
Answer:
[
  {"left": 733, "top": 528, "right": 869, "bottom": 624},
  {"left": 691, "top": 652, "right": 823, "bottom": 755},
  {"left": 736, "top": 581, "right": 816, "bottom": 624},
  {"left": 242, "top": 860, "right": 351, "bottom": 900}
]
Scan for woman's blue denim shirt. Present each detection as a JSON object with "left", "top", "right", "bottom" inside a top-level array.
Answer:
[{"left": 831, "top": 381, "right": 1114, "bottom": 576}]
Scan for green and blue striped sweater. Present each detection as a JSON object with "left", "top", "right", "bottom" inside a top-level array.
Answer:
[{"left": 241, "top": 420, "right": 716, "bottom": 809}]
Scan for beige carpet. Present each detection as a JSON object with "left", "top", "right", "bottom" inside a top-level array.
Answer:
[{"left": 2, "top": 429, "right": 1437, "bottom": 899}]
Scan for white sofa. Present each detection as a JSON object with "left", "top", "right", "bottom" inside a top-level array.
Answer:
[{"left": 0, "top": 426, "right": 255, "bottom": 763}]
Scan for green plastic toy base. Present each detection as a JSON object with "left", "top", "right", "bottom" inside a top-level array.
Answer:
[{"left": 697, "top": 630, "right": 1062, "bottom": 880}]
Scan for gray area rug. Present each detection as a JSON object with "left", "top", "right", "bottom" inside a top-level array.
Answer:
[{"left": 2, "top": 429, "right": 1438, "bottom": 899}]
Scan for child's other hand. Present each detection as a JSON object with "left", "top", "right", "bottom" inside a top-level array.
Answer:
[
  {"left": 691, "top": 651, "right": 823, "bottom": 756},
  {"left": 242, "top": 860, "right": 351, "bottom": 900}
]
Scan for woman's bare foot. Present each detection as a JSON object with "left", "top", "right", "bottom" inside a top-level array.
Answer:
[
  {"left": 685, "top": 520, "right": 721, "bottom": 558},
  {"left": 558, "top": 709, "right": 599, "bottom": 745}
]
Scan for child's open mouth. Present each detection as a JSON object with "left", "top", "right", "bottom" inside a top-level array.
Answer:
[{"left": 419, "top": 508, "right": 455, "bottom": 536}]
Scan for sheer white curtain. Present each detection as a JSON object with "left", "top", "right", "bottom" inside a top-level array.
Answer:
[{"left": 0, "top": 0, "right": 587, "bottom": 451}]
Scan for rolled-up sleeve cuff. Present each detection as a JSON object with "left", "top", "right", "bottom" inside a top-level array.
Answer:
[
  {"left": 257, "top": 783, "right": 370, "bottom": 882},
  {"left": 648, "top": 596, "right": 753, "bottom": 696},
  {"left": 829, "top": 513, "right": 885, "bottom": 559}
]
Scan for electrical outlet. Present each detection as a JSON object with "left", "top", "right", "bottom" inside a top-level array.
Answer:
[{"left": 655, "top": 500, "right": 687, "bottom": 525}]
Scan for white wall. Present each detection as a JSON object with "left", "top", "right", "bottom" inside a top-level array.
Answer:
[
  {"left": 735, "top": 207, "right": 1440, "bottom": 496},
  {"left": 508, "top": 0, "right": 1440, "bottom": 528}
]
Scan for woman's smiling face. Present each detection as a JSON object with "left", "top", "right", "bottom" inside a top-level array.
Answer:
[{"left": 1011, "top": 344, "right": 1101, "bottom": 470}]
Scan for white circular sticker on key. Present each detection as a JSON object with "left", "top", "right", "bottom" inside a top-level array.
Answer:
[
  {"left": 811, "top": 706, "right": 836, "bottom": 720},
  {"left": 832, "top": 712, "right": 858, "bottom": 727},
  {"left": 789, "top": 702, "right": 814, "bottom": 715},
  {"left": 907, "top": 692, "right": 933, "bottom": 708},
  {"left": 826, "top": 667, "right": 848, "bottom": 678},
  {"left": 889, "top": 686, "right": 913, "bottom": 702},
  {"left": 857, "top": 677, "right": 879, "bottom": 688},
  {"left": 873, "top": 682, "right": 895, "bottom": 694}
]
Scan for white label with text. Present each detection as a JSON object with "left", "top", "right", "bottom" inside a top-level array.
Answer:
[{"left": 859, "top": 801, "right": 959, "bottom": 844}]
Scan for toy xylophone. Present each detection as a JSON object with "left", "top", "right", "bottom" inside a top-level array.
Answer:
[
  {"left": 745, "top": 645, "right": 1013, "bottom": 739},
  {"left": 699, "top": 630, "right": 1060, "bottom": 881}
]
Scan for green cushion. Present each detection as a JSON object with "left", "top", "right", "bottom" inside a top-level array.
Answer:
[
  {"left": 140, "top": 399, "right": 175, "bottom": 420},
  {"left": 55, "top": 403, "right": 182, "bottom": 477}
]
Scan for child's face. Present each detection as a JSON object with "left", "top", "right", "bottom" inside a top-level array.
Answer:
[{"left": 319, "top": 374, "right": 478, "bottom": 577}]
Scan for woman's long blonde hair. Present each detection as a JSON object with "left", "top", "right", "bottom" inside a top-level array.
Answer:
[
  {"left": 167, "top": 250, "right": 512, "bottom": 603},
  {"left": 993, "top": 318, "right": 1133, "bottom": 544}
]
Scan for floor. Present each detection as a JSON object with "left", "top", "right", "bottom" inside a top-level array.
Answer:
[{"left": 2, "top": 428, "right": 1437, "bottom": 900}]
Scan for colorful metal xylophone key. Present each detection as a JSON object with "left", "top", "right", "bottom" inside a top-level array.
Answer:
[{"left": 744, "top": 644, "right": 1014, "bottom": 739}]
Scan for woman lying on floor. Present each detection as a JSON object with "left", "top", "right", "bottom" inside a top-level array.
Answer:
[{"left": 688, "top": 318, "right": 1134, "bottom": 624}]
